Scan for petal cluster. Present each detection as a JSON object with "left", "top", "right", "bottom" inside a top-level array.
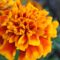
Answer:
[{"left": 0, "top": 0, "right": 59, "bottom": 60}]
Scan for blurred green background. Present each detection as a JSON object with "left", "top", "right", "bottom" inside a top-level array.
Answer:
[{"left": 0, "top": 0, "right": 60, "bottom": 60}]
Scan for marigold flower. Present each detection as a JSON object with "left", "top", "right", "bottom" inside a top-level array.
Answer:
[{"left": 0, "top": 0, "right": 59, "bottom": 60}]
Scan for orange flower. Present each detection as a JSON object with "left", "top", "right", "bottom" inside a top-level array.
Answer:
[{"left": 0, "top": 0, "right": 59, "bottom": 60}]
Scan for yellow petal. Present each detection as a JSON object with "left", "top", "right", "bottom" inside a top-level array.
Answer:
[
  {"left": 16, "top": 35, "right": 28, "bottom": 51},
  {"left": 28, "top": 34, "right": 40, "bottom": 46},
  {"left": 52, "top": 20, "right": 59, "bottom": 28},
  {"left": 18, "top": 35, "right": 27, "bottom": 44},
  {"left": 17, "top": 42, "right": 28, "bottom": 51}
]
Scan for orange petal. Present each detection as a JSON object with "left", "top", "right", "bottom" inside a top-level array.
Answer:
[
  {"left": 0, "top": 16, "right": 8, "bottom": 25},
  {"left": 25, "top": 45, "right": 43, "bottom": 60},
  {"left": 7, "top": 33, "right": 19, "bottom": 43},
  {"left": 40, "top": 37, "right": 52, "bottom": 56},
  {"left": 18, "top": 51, "right": 25, "bottom": 60},
  {"left": 0, "top": 26, "right": 7, "bottom": 35},
  {"left": 0, "top": 41, "right": 16, "bottom": 60},
  {"left": 18, "top": 51, "right": 36, "bottom": 60},
  {"left": 0, "top": 36, "right": 6, "bottom": 49}
]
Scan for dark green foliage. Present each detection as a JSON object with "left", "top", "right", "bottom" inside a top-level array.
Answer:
[{"left": 0, "top": 55, "right": 7, "bottom": 60}]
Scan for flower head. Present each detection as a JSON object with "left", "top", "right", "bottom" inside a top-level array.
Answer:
[{"left": 0, "top": 0, "right": 59, "bottom": 60}]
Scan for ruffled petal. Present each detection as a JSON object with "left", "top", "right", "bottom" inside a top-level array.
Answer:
[
  {"left": 18, "top": 51, "right": 25, "bottom": 60},
  {"left": 25, "top": 45, "right": 43, "bottom": 59},
  {"left": 15, "top": 35, "right": 28, "bottom": 51},
  {"left": 28, "top": 34, "right": 40, "bottom": 46},
  {"left": 40, "top": 37, "right": 52, "bottom": 56},
  {"left": 0, "top": 41, "right": 16, "bottom": 60}
]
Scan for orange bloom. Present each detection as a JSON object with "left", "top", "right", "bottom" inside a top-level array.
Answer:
[{"left": 0, "top": 0, "right": 59, "bottom": 60}]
